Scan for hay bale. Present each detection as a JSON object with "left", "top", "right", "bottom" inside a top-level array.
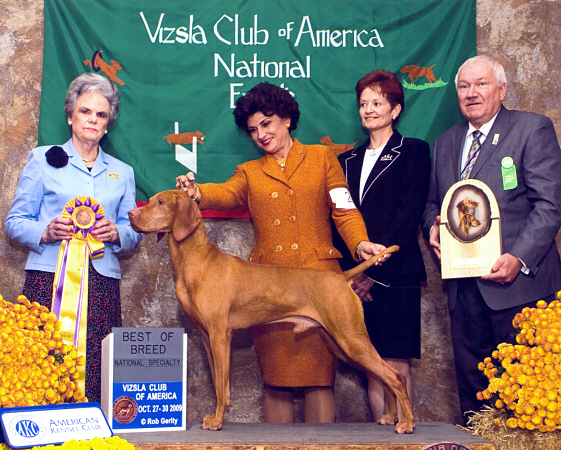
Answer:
[{"left": 464, "top": 407, "right": 561, "bottom": 450}]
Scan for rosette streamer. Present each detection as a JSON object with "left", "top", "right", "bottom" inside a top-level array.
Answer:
[{"left": 51, "top": 196, "right": 106, "bottom": 396}]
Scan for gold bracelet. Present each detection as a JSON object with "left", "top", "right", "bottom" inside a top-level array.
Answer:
[
  {"left": 192, "top": 184, "right": 201, "bottom": 203},
  {"left": 356, "top": 241, "right": 365, "bottom": 261}
]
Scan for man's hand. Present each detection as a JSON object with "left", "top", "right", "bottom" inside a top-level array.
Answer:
[
  {"left": 429, "top": 215, "right": 441, "bottom": 260},
  {"left": 481, "top": 253, "right": 522, "bottom": 284}
]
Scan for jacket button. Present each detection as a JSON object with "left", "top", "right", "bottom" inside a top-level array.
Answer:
[
  {"left": 289, "top": 216, "right": 296, "bottom": 222},
  {"left": 291, "top": 243, "right": 298, "bottom": 250},
  {"left": 273, "top": 219, "right": 280, "bottom": 226},
  {"left": 271, "top": 192, "right": 278, "bottom": 198},
  {"left": 287, "top": 189, "right": 293, "bottom": 196},
  {"left": 276, "top": 245, "right": 283, "bottom": 252}
]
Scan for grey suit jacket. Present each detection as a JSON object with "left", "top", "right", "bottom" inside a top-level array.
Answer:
[{"left": 422, "top": 106, "right": 561, "bottom": 311}]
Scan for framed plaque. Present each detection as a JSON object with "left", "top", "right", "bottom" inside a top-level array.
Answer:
[{"left": 440, "top": 179, "right": 502, "bottom": 279}]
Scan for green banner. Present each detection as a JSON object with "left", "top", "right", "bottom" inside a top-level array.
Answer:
[{"left": 39, "top": 0, "right": 475, "bottom": 204}]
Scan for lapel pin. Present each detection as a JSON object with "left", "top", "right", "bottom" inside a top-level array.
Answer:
[
  {"left": 492, "top": 133, "right": 500, "bottom": 145},
  {"left": 380, "top": 154, "right": 393, "bottom": 161}
]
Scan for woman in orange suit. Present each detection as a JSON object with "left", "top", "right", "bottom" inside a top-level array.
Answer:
[{"left": 176, "top": 82, "right": 387, "bottom": 423}]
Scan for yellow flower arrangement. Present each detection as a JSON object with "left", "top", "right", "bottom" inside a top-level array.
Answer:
[
  {"left": 0, "top": 436, "right": 135, "bottom": 449},
  {"left": 477, "top": 297, "right": 561, "bottom": 432},
  {"left": 0, "top": 294, "right": 86, "bottom": 407},
  {"left": 0, "top": 295, "right": 136, "bottom": 449}
]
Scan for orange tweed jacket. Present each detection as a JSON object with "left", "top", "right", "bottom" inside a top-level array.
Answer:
[{"left": 198, "top": 139, "right": 369, "bottom": 271}]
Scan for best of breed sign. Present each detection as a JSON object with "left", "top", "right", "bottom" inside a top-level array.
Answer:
[
  {"left": 101, "top": 328, "right": 187, "bottom": 432},
  {"left": 39, "top": 0, "right": 475, "bottom": 207}
]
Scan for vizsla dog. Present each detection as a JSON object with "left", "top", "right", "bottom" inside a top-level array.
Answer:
[
  {"left": 83, "top": 50, "right": 125, "bottom": 86},
  {"left": 400, "top": 64, "right": 438, "bottom": 84},
  {"left": 320, "top": 136, "right": 358, "bottom": 155},
  {"left": 457, "top": 198, "right": 481, "bottom": 234},
  {"left": 128, "top": 190, "right": 414, "bottom": 434},
  {"left": 163, "top": 131, "right": 205, "bottom": 146}
]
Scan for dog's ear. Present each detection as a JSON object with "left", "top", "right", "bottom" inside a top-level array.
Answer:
[{"left": 171, "top": 191, "right": 203, "bottom": 242}]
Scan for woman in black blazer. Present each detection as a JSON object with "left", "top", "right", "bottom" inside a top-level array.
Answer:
[{"left": 335, "top": 70, "right": 430, "bottom": 420}]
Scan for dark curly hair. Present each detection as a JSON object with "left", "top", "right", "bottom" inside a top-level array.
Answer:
[{"left": 234, "top": 83, "right": 300, "bottom": 134}]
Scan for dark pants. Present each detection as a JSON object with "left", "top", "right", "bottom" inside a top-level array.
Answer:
[{"left": 450, "top": 278, "right": 553, "bottom": 423}]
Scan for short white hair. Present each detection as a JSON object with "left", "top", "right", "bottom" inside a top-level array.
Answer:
[
  {"left": 455, "top": 55, "right": 507, "bottom": 90},
  {"left": 65, "top": 72, "right": 120, "bottom": 126}
]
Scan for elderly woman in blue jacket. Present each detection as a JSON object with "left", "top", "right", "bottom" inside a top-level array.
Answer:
[{"left": 5, "top": 72, "right": 142, "bottom": 402}]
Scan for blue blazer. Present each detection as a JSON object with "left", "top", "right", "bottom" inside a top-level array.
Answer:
[
  {"left": 422, "top": 106, "right": 561, "bottom": 310},
  {"left": 5, "top": 139, "right": 142, "bottom": 279}
]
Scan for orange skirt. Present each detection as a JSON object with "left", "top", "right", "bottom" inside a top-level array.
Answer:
[
  {"left": 250, "top": 249, "right": 342, "bottom": 388},
  {"left": 252, "top": 321, "right": 336, "bottom": 387}
]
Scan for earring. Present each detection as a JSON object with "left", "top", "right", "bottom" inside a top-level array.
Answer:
[
  {"left": 392, "top": 116, "right": 396, "bottom": 120},
  {"left": 104, "top": 130, "right": 108, "bottom": 135},
  {"left": 286, "top": 123, "right": 290, "bottom": 128},
  {"left": 68, "top": 120, "right": 72, "bottom": 125}
]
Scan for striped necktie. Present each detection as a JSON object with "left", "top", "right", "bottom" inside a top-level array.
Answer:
[{"left": 461, "top": 130, "right": 483, "bottom": 180}]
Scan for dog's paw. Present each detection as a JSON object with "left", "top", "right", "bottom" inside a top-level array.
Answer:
[
  {"left": 377, "top": 413, "right": 398, "bottom": 426},
  {"left": 395, "top": 419, "right": 415, "bottom": 434},
  {"left": 201, "top": 413, "right": 214, "bottom": 429},
  {"left": 202, "top": 413, "right": 223, "bottom": 431}
]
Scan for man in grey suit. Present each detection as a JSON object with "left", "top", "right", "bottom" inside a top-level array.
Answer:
[{"left": 422, "top": 55, "right": 561, "bottom": 421}]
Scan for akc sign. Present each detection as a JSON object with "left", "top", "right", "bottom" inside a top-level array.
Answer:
[{"left": 0, "top": 403, "right": 111, "bottom": 449}]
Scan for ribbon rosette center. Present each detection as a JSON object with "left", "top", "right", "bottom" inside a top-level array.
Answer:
[{"left": 64, "top": 196, "right": 105, "bottom": 239}]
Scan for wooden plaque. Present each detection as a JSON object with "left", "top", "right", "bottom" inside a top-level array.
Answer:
[{"left": 440, "top": 179, "right": 502, "bottom": 279}]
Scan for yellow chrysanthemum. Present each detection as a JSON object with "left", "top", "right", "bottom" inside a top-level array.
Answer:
[
  {"left": 478, "top": 299, "right": 561, "bottom": 431},
  {"left": 0, "top": 295, "right": 86, "bottom": 407}
]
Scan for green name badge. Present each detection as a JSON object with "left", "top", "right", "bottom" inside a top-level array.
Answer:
[{"left": 501, "top": 156, "right": 517, "bottom": 190}]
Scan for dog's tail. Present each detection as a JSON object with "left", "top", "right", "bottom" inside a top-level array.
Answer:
[{"left": 342, "top": 245, "right": 399, "bottom": 281}]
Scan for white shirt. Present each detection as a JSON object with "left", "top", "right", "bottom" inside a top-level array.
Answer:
[
  {"left": 359, "top": 144, "right": 385, "bottom": 201},
  {"left": 460, "top": 112, "right": 499, "bottom": 173}
]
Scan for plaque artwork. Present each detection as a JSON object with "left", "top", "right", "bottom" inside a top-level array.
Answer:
[
  {"left": 440, "top": 179, "right": 502, "bottom": 279},
  {"left": 445, "top": 184, "right": 491, "bottom": 243}
]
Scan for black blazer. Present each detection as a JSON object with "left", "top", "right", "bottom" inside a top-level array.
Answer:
[{"left": 335, "top": 130, "right": 431, "bottom": 286}]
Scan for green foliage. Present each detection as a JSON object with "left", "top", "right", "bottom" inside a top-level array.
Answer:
[{"left": 402, "top": 79, "right": 449, "bottom": 91}]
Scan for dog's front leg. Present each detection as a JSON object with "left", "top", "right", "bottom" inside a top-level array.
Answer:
[
  {"left": 193, "top": 323, "right": 216, "bottom": 384},
  {"left": 201, "top": 327, "right": 233, "bottom": 431},
  {"left": 196, "top": 324, "right": 232, "bottom": 408}
]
